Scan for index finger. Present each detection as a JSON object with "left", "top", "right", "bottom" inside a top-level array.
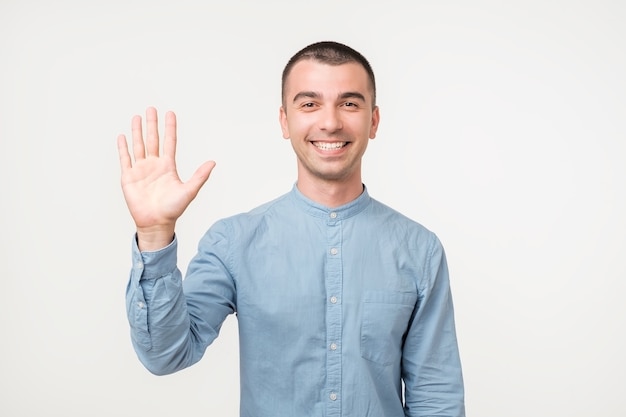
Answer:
[{"left": 163, "top": 110, "right": 177, "bottom": 159}]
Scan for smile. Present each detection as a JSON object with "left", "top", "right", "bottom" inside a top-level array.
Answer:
[{"left": 312, "top": 142, "right": 347, "bottom": 150}]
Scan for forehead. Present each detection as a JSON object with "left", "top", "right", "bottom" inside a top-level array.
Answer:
[{"left": 284, "top": 60, "right": 373, "bottom": 102}]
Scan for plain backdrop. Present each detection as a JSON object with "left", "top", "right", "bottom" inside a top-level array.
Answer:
[{"left": 1, "top": 1, "right": 624, "bottom": 416}]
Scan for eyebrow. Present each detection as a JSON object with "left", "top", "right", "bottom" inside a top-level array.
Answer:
[
  {"left": 292, "top": 91, "right": 320, "bottom": 103},
  {"left": 339, "top": 91, "right": 366, "bottom": 102},
  {"left": 291, "top": 91, "right": 367, "bottom": 104}
]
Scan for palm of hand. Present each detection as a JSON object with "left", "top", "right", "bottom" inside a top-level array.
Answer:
[
  {"left": 117, "top": 107, "right": 215, "bottom": 232},
  {"left": 121, "top": 155, "right": 192, "bottom": 228}
]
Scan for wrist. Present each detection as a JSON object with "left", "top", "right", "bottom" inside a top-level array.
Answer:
[{"left": 136, "top": 224, "right": 176, "bottom": 251}]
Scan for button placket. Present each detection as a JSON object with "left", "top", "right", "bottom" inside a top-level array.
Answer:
[{"left": 325, "top": 211, "right": 342, "bottom": 416}]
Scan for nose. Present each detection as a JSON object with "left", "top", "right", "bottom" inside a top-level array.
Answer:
[{"left": 317, "top": 106, "right": 343, "bottom": 132}]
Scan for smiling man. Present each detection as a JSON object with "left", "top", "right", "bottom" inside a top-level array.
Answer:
[
  {"left": 118, "top": 41, "right": 465, "bottom": 417},
  {"left": 280, "top": 58, "right": 379, "bottom": 202}
]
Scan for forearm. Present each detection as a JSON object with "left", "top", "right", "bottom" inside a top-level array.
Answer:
[
  {"left": 402, "top": 324, "right": 465, "bottom": 417},
  {"left": 126, "top": 235, "right": 200, "bottom": 375}
]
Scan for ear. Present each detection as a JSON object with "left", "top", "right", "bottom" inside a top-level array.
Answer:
[
  {"left": 279, "top": 106, "right": 290, "bottom": 139},
  {"left": 369, "top": 106, "right": 380, "bottom": 139}
]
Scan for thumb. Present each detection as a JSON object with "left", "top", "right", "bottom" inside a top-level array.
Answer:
[{"left": 185, "top": 160, "right": 216, "bottom": 198}]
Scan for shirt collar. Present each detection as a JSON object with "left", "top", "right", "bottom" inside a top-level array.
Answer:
[{"left": 289, "top": 183, "right": 371, "bottom": 220}]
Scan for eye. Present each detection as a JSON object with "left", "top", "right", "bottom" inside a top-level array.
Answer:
[
  {"left": 299, "top": 102, "right": 319, "bottom": 111},
  {"left": 342, "top": 101, "right": 359, "bottom": 109}
]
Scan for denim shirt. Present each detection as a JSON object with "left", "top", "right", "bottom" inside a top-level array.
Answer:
[{"left": 126, "top": 185, "right": 465, "bottom": 417}]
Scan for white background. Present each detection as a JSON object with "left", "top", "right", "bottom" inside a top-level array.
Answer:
[{"left": 1, "top": 1, "right": 624, "bottom": 416}]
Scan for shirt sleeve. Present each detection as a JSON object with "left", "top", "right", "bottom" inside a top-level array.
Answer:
[
  {"left": 402, "top": 234, "right": 466, "bottom": 416},
  {"left": 125, "top": 223, "right": 236, "bottom": 376}
]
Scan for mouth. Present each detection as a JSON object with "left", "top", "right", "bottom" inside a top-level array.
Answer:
[{"left": 311, "top": 141, "right": 348, "bottom": 150}]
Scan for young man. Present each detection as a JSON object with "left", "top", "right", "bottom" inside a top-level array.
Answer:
[{"left": 118, "top": 41, "right": 465, "bottom": 417}]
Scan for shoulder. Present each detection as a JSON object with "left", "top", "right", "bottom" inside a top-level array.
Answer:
[
  {"left": 365, "top": 196, "right": 445, "bottom": 257},
  {"left": 208, "top": 191, "right": 292, "bottom": 234},
  {"left": 369, "top": 197, "right": 435, "bottom": 233}
]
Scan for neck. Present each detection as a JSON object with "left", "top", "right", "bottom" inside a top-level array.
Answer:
[{"left": 296, "top": 175, "right": 364, "bottom": 208}]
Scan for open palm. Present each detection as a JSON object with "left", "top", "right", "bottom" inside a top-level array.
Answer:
[{"left": 117, "top": 107, "right": 215, "bottom": 248}]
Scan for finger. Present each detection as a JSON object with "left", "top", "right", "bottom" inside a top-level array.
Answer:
[
  {"left": 163, "top": 111, "right": 177, "bottom": 159},
  {"left": 117, "top": 134, "right": 132, "bottom": 171},
  {"left": 185, "top": 161, "right": 216, "bottom": 199},
  {"left": 131, "top": 114, "right": 145, "bottom": 160},
  {"left": 145, "top": 106, "right": 160, "bottom": 157}
]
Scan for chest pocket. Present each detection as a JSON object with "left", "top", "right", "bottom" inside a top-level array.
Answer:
[{"left": 360, "top": 290, "right": 418, "bottom": 366}]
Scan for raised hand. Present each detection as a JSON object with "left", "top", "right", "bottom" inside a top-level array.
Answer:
[{"left": 117, "top": 107, "right": 216, "bottom": 251}]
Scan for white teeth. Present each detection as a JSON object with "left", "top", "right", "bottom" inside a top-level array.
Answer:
[{"left": 313, "top": 142, "right": 347, "bottom": 150}]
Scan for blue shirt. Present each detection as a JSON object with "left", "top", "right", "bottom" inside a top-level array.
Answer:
[{"left": 126, "top": 185, "right": 465, "bottom": 416}]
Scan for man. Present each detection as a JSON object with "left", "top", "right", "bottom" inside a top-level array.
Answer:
[{"left": 117, "top": 41, "right": 465, "bottom": 416}]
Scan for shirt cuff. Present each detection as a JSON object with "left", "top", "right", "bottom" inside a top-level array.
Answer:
[{"left": 131, "top": 233, "right": 178, "bottom": 280}]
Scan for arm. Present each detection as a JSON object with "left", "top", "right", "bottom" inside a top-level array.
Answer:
[
  {"left": 126, "top": 229, "right": 236, "bottom": 375},
  {"left": 118, "top": 107, "right": 222, "bottom": 374},
  {"left": 402, "top": 235, "right": 465, "bottom": 417}
]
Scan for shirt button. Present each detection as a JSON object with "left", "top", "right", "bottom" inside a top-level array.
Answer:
[
  {"left": 137, "top": 301, "right": 145, "bottom": 309},
  {"left": 330, "top": 342, "right": 337, "bottom": 351},
  {"left": 330, "top": 296, "right": 338, "bottom": 304},
  {"left": 330, "top": 248, "right": 338, "bottom": 255},
  {"left": 329, "top": 392, "right": 338, "bottom": 401},
  {"left": 135, "top": 262, "right": 144, "bottom": 269},
  {"left": 330, "top": 212, "right": 337, "bottom": 219}
]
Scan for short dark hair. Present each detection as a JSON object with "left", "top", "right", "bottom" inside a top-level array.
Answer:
[{"left": 281, "top": 41, "right": 377, "bottom": 107}]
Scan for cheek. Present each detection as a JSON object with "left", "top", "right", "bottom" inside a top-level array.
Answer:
[{"left": 286, "top": 118, "right": 309, "bottom": 138}]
